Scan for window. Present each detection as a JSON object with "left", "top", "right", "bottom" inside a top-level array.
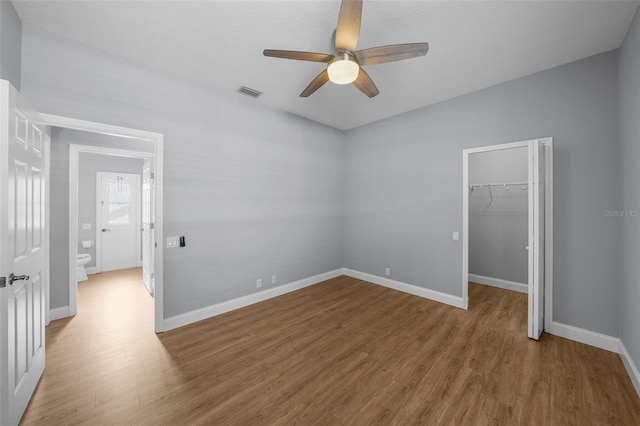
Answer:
[{"left": 108, "top": 181, "right": 130, "bottom": 224}]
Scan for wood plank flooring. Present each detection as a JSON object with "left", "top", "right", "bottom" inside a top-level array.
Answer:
[{"left": 21, "top": 269, "right": 640, "bottom": 425}]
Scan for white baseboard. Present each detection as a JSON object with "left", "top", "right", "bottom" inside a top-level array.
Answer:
[
  {"left": 85, "top": 267, "right": 97, "bottom": 275},
  {"left": 49, "top": 305, "right": 71, "bottom": 322},
  {"left": 163, "top": 268, "right": 344, "bottom": 331},
  {"left": 546, "top": 321, "right": 620, "bottom": 353},
  {"left": 468, "top": 274, "right": 528, "bottom": 294},
  {"left": 619, "top": 341, "right": 640, "bottom": 398},
  {"left": 343, "top": 268, "right": 465, "bottom": 309}
]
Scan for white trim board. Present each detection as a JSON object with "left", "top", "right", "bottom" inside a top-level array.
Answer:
[
  {"left": 619, "top": 342, "right": 640, "bottom": 398},
  {"left": 164, "top": 269, "right": 344, "bottom": 331},
  {"left": 468, "top": 274, "right": 528, "bottom": 294},
  {"left": 84, "top": 267, "right": 97, "bottom": 275},
  {"left": 49, "top": 306, "right": 70, "bottom": 322},
  {"left": 546, "top": 321, "right": 620, "bottom": 353},
  {"left": 343, "top": 269, "right": 465, "bottom": 309}
]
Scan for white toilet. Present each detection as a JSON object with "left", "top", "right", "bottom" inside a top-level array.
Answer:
[{"left": 77, "top": 253, "right": 92, "bottom": 282}]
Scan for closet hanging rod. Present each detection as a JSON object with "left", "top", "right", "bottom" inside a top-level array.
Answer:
[{"left": 469, "top": 181, "right": 528, "bottom": 188}]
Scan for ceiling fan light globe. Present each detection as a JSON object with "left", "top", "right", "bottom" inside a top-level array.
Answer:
[{"left": 328, "top": 59, "right": 359, "bottom": 85}]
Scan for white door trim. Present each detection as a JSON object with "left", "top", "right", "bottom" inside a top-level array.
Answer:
[
  {"left": 40, "top": 114, "right": 166, "bottom": 333},
  {"left": 462, "top": 139, "right": 554, "bottom": 332},
  {"left": 44, "top": 133, "right": 51, "bottom": 327},
  {"left": 95, "top": 171, "right": 142, "bottom": 273}
]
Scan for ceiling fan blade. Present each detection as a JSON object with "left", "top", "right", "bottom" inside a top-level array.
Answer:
[
  {"left": 263, "top": 50, "right": 334, "bottom": 63},
  {"left": 300, "top": 69, "right": 330, "bottom": 97},
  {"left": 352, "top": 67, "right": 379, "bottom": 98},
  {"left": 335, "top": 0, "right": 363, "bottom": 52},
  {"left": 356, "top": 42, "right": 429, "bottom": 66}
]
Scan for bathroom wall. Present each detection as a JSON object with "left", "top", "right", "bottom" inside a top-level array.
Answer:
[
  {"left": 468, "top": 147, "right": 528, "bottom": 285},
  {"left": 78, "top": 153, "right": 144, "bottom": 269}
]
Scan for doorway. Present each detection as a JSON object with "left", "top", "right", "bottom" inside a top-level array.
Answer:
[
  {"left": 462, "top": 138, "right": 553, "bottom": 340},
  {"left": 40, "top": 114, "right": 165, "bottom": 333}
]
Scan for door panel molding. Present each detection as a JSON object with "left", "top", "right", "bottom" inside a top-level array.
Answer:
[{"left": 1, "top": 80, "right": 48, "bottom": 426}]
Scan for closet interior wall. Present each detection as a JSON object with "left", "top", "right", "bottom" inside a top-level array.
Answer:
[{"left": 469, "top": 147, "right": 528, "bottom": 287}]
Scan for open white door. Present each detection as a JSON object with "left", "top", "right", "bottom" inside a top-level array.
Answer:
[
  {"left": 0, "top": 81, "right": 47, "bottom": 425},
  {"left": 527, "top": 139, "right": 545, "bottom": 340},
  {"left": 142, "top": 159, "right": 154, "bottom": 295},
  {"left": 96, "top": 172, "right": 141, "bottom": 273}
]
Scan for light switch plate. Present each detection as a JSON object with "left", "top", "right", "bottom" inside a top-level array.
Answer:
[
  {"left": 452, "top": 231, "right": 460, "bottom": 241},
  {"left": 166, "top": 236, "right": 179, "bottom": 248},
  {"left": 82, "top": 223, "right": 92, "bottom": 230}
]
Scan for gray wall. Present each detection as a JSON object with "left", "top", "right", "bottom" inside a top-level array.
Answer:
[
  {"left": 344, "top": 50, "right": 620, "bottom": 337},
  {"left": 17, "top": 20, "right": 630, "bottom": 342},
  {"left": 49, "top": 127, "right": 151, "bottom": 309},
  {"left": 469, "top": 147, "right": 528, "bottom": 284},
  {"left": 78, "top": 153, "right": 144, "bottom": 268},
  {"left": 22, "top": 25, "right": 345, "bottom": 317},
  {"left": 619, "top": 9, "right": 640, "bottom": 379},
  {"left": 0, "top": 0, "right": 22, "bottom": 89}
]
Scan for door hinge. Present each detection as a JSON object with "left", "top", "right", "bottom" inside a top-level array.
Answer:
[
  {"left": 150, "top": 223, "right": 155, "bottom": 229},
  {"left": 0, "top": 276, "right": 5, "bottom": 288},
  {"left": 150, "top": 172, "right": 155, "bottom": 179}
]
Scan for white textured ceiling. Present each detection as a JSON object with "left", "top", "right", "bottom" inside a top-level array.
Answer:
[{"left": 12, "top": 0, "right": 639, "bottom": 130}]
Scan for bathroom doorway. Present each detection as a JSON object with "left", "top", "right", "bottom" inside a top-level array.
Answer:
[
  {"left": 462, "top": 138, "right": 553, "bottom": 340},
  {"left": 70, "top": 142, "right": 154, "bottom": 309}
]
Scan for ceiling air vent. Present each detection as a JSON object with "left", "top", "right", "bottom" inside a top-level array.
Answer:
[{"left": 238, "top": 86, "right": 263, "bottom": 98}]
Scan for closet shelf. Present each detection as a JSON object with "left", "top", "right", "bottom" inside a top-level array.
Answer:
[{"left": 469, "top": 182, "right": 528, "bottom": 190}]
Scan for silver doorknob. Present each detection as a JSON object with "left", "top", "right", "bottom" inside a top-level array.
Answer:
[
  {"left": 101, "top": 228, "right": 111, "bottom": 232},
  {"left": 9, "top": 273, "right": 29, "bottom": 285}
]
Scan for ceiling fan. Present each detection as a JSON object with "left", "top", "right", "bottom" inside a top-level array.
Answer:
[{"left": 263, "top": 0, "right": 429, "bottom": 98}]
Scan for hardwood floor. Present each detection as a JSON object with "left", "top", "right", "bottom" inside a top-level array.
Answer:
[{"left": 21, "top": 270, "right": 640, "bottom": 425}]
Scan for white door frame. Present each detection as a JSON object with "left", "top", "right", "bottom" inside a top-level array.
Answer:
[
  {"left": 38, "top": 114, "right": 166, "bottom": 333},
  {"left": 95, "top": 171, "right": 142, "bottom": 273},
  {"left": 462, "top": 138, "right": 554, "bottom": 331}
]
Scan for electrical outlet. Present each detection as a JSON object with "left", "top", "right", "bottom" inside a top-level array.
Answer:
[
  {"left": 385, "top": 267, "right": 390, "bottom": 276},
  {"left": 256, "top": 278, "right": 262, "bottom": 289},
  {"left": 271, "top": 275, "right": 277, "bottom": 284},
  {"left": 452, "top": 231, "right": 460, "bottom": 241},
  {"left": 166, "top": 237, "right": 179, "bottom": 248}
]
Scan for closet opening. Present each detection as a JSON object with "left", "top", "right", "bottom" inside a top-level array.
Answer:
[{"left": 462, "top": 139, "right": 553, "bottom": 340}]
